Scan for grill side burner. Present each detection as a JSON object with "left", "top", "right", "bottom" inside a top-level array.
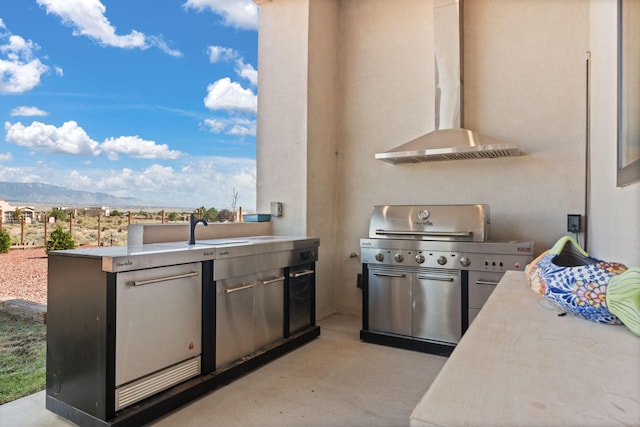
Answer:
[{"left": 359, "top": 205, "right": 534, "bottom": 356}]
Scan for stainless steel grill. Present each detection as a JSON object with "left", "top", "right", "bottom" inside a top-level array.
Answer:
[{"left": 359, "top": 204, "right": 534, "bottom": 356}]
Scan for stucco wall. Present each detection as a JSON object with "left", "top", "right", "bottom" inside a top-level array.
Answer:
[
  {"left": 334, "top": 0, "right": 589, "bottom": 315},
  {"left": 256, "top": 0, "right": 310, "bottom": 238},
  {"left": 589, "top": 0, "right": 640, "bottom": 267},
  {"left": 255, "top": 0, "right": 639, "bottom": 320}
]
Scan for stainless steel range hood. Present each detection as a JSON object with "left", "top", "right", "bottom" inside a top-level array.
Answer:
[{"left": 375, "top": 0, "right": 520, "bottom": 164}]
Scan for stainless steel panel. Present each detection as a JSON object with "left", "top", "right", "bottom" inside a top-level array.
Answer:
[
  {"left": 368, "top": 205, "right": 489, "bottom": 242},
  {"left": 115, "top": 263, "right": 202, "bottom": 387},
  {"left": 115, "top": 356, "right": 200, "bottom": 411},
  {"left": 469, "top": 308, "right": 481, "bottom": 325},
  {"left": 412, "top": 270, "right": 461, "bottom": 344},
  {"left": 368, "top": 266, "right": 412, "bottom": 336},
  {"left": 255, "top": 269, "right": 284, "bottom": 349},
  {"left": 216, "top": 274, "right": 255, "bottom": 368},
  {"left": 468, "top": 270, "right": 504, "bottom": 326}
]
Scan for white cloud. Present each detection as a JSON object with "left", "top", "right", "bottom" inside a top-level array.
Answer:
[
  {"left": 0, "top": 32, "right": 50, "bottom": 94},
  {"left": 36, "top": 0, "right": 182, "bottom": 56},
  {"left": 0, "top": 152, "right": 13, "bottom": 162},
  {"left": 54, "top": 66, "right": 64, "bottom": 76},
  {"left": 204, "top": 77, "right": 256, "bottom": 113},
  {"left": 4, "top": 121, "right": 101, "bottom": 156},
  {"left": 0, "top": 156, "right": 257, "bottom": 209},
  {"left": 204, "top": 117, "right": 255, "bottom": 136},
  {"left": 184, "top": 0, "right": 258, "bottom": 31},
  {"left": 207, "top": 46, "right": 257, "bottom": 86},
  {"left": 235, "top": 59, "right": 257, "bottom": 86},
  {"left": 208, "top": 45, "right": 238, "bottom": 63},
  {"left": 4, "top": 120, "right": 184, "bottom": 161},
  {"left": 101, "top": 136, "right": 182, "bottom": 160},
  {"left": 10, "top": 106, "right": 49, "bottom": 117}
]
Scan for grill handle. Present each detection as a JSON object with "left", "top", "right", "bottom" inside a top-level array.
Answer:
[
  {"left": 374, "top": 229, "right": 473, "bottom": 239},
  {"left": 373, "top": 272, "right": 406, "bottom": 278},
  {"left": 475, "top": 279, "right": 499, "bottom": 286},
  {"left": 417, "top": 275, "right": 455, "bottom": 282}
]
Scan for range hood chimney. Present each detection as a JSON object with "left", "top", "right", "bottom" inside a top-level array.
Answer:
[{"left": 375, "top": 0, "right": 521, "bottom": 164}]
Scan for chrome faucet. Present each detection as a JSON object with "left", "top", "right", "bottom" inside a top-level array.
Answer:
[{"left": 188, "top": 213, "right": 208, "bottom": 245}]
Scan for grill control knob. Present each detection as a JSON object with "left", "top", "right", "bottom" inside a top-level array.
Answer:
[
  {"left": 375, "top": 253, "right": 384, "bottom": 262},
  {"left": 415, "top": 254, "right": 425, "bottom": 264},
  {"left": 394, "top": 253, "right": 404, "bottom": 263},
  {"left": 437, "top": 256, "right": 447, "bottom": 266},
  {"left": 460, "top": 257, "right": 471, "bottom": 267}
]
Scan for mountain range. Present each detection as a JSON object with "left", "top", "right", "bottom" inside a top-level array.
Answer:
[{"left": 0, "top": 182, "right": 145, "bottom": 207}]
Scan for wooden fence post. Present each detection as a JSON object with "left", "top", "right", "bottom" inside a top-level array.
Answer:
[
  {"left": 20, "top": 216, "right": 25, "bottom": 245},
  {"left": 98, "top": 212, "right": 101, "bottom": 246},
  {"left": 44, "top": 213, "right": 48, "bottom": 246},
  {"left": 0, "top": 209, "right": 3, "bottom": 230}
]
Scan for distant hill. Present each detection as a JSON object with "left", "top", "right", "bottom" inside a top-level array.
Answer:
[{"left": 0, "top": 182, "right": 144, "bottom": 207}]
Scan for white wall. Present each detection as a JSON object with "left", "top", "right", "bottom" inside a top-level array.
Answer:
[
  {"left": 589, "top": 0, "right": 640, "bottom": 267},
  {"left": 255, "top": 0, "right": 639, "bottom": 319}
]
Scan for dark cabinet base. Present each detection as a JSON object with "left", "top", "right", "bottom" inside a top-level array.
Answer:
[
  {"left": 359, "top": 330, "right": 454, "bottom": 357},
  {"left": 47, "top": 326, "right": 320, "bottom": 427}
]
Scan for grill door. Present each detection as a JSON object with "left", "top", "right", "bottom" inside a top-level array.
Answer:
[
  {"left": 412, "top": 270, "right": 462, "bottom": 344},
  {"left": 368, "top": 267, "right": 412, "bottom": 336}
]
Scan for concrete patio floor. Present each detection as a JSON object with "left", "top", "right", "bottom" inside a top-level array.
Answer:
[{"left": 0, "top": 314, "right": 446, "bottom": 426}]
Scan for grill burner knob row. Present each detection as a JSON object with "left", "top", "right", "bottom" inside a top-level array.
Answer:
[
  {"left": 394, "top": 253, "right": 404, "bottom": 263},
  {"left": 375, "top": 253, "right": 384, "bottom": 262},
  {"left": 460, "top": 256, "right": 471, "bottom": 267},
  {"left": 415, "top": 254, "right": 425, "bottom": 264},
  {"left": 437, "top": 256, "right": 447, "bottom": 266}
]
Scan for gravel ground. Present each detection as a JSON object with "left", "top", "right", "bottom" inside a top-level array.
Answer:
[{"left": 0, "top": 248, "right": 48, "bottom": 305}]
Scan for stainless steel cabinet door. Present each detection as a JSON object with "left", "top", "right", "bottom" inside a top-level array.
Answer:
[
  {"left": 255, "top": 269, "right": 284, "bottom": 349},
  {"left": 412, "top": 271, "right": 461, "bottom": 344},
  {"left": 115, "top": 263, "right": 202, "bottom": 387},
  {"left": 216, "top": 274, "right": 255, "bottom": 368},
  {"left": 468, "top": 270, "right": 504, "bottom": 325},
  {"left": 368, "top": 268, "right": 412, "bottom": 336}
]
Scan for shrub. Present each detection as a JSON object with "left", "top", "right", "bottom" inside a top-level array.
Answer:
[
  {"left": 0, "top": 228, "right": 10, "bottom": 253},
  {"left": 46, "top": 226, "right": 75, "bottom": 252},
  {"left": 49, "top": 209, "right": 67, "bottom": 222}
]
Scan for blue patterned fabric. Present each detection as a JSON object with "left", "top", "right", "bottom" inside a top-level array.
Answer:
[{"left": 526, "top": 236, "right": 627, "bottom": 324}]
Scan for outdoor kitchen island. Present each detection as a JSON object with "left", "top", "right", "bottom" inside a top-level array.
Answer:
[
  {"left": 46, "top": 236, "right": 320, "bottom": 427},
  {"left": 410, "top": 270, "right": 640, "bottom": 427}
]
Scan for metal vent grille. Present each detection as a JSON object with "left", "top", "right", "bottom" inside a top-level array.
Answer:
[
  {"left": 115, "top": 357, "right": 200, "bottom": 411},
  {"left": 377, "top": 146, "right": 520, "bottom": 164}
]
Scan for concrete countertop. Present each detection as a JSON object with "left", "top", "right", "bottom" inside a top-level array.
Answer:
[{"left": 410, "top": 270, "right": 640, "bottom": 427}]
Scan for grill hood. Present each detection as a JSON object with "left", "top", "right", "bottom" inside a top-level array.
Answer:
[{"left": 375, "top": 0, "right": 520, "bottom": 164}]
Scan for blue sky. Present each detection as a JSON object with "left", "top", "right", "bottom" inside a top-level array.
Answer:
[{"left": 0, "top": 0, "right": 259, "bottom": 210}]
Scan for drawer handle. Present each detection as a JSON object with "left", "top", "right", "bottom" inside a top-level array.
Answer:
[
  {"left": 373, "top": 272, "right": 406, "bottom": 278},
  {"left": 417, "top": 275, "right": 454, "bottom": 282},
  {"left": 475, "top": 280, "right": 499, "bottom": 286},
  {"left": 262, "top": 276, "right": 285, "bottom": 285},
  {"left": 225, "top": 283, "right": 254, "bottom": 294},
  {"left": 290, "top": 270, "right": 314, "bottom": 278},
  {"left": 128, "top": 271, "right": 199, "bottom": 287}
]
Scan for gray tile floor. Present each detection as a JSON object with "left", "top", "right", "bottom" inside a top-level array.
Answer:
[{"left": 0, "top": 314, "right": 446, "bottom": 427}]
